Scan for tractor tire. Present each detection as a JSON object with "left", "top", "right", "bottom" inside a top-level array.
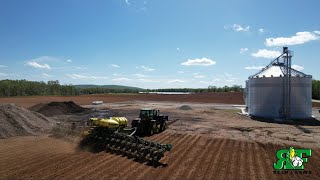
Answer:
[
  {"left": 149, "top": 128, "right": 154, "bottom": 136},
  {"left": 156, "top": 125, "right": 161, "bottom": 134},
  {"left": 162, "top": 122, "right": 167, "bottom": 131}
]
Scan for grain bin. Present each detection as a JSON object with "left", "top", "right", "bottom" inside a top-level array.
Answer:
[{"left": 245, "top": 47, "right": 312, "bottom": 119}]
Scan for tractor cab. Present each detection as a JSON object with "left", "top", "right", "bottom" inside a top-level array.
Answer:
[
  {"left": 132, "top": 108, "right": 169, "bottom": 136},
  {"left": 139, "top": 108, "right": 160, "bottom": 121}
]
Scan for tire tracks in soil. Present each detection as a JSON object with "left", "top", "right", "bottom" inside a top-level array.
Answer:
[
  {"left": 271, "top": 144, "right": 287, "bottom": 180},
  {"left": 168, "top": 136, "right": 209, "bottom": 180},
  {"left": 257, "top": 142, "right": 278, "bottom": 180},
  {"left": 21, "top": 153, "right": 87, "bottom": 179},
  {"left": 57, "top": 152, "right": 106, "bottom": 179},
  {"left": 183, "top": 138, "right": 213, "bottom": 180},
  {"left": 214, "top": 139, "right": 234, "bottom": 180},
  {"left": 1, "top": 153, "right": 65, "bottom": 179},
  {"left": 0, "top": 142, "right": 64, "bottom": 169},
  {"left": 40, "top": 153, "right": 94, "bottom": 179},
  {"left": 147, "top": 135, "right": 202, "bottom": 180},
  {"left": 245, "top": 142, "right": 257, "bottom": 180},
  {"left": 74, "top": 154, "right": 119, "bottom": 179},
  {"left": 201, "top": 139, "right": 229, "bottom": 180},
  {"left": 251, "top": 142, "right": 269, "bottom": 180},
  {"left": 232, "top": 140, "right": 245, "bottom": 180},
  {"left": 224, "top": 140, "right": 240, "bottom": 180},
  {"left": 0, "top": 138, "right": 53, "bottom": 160},
  {"left": 0, "top": 140, "right": 67, "bottom": 177}
]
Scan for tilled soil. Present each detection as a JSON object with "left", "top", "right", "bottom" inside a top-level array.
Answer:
[
  {"left": 0, "top": 93, "right": 319, "bottom": 109},
  {"left": 0, "top": 92, "right": 244, "bottom": 108},
  {"left": 0, "top": 133, "right": 319, "bottom": 180}
]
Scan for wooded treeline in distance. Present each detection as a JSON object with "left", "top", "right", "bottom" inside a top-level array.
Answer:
[{"left": 0, "top": 79, "right": 319, "bottom": 100}]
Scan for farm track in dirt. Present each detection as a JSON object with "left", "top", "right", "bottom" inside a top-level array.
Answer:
[{"left": 0, "top": 133, "right": 319, "bottom": 180}]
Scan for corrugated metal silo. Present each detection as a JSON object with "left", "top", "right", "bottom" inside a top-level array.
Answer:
[{"left": 245, "top": 47, "right": 312, "bottom": 119}]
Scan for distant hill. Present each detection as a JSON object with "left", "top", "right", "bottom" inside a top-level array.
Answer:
[{"left": 74, "top": 84, "right": 144, "bottom": 90}]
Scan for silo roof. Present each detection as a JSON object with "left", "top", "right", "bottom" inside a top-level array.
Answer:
[{"left": 249, "top": 63, "right": 311, "bottom": 78}]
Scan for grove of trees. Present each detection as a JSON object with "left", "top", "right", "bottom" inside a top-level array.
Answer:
[
  {"left": 0, "top": 80, "right": 79, "bottom": 96},
  {"left": 0, "top": 79, "right": 319, "bottom": 100},
  {"left": 312, "top": 80, "right": 320, "bottom": 100},
  {"left": 147, "top": 85, "right": 243, "bottom": 93}
]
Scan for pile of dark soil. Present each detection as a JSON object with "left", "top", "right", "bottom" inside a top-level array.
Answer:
[
  {"left": 29, "top": 101, "right": 86, "bottom": 117},
  {"left": 178, "top": 105, "right": 193, "bottom": 110},
  {"left": 0, "top": 104, "right": 55, "bottom": 138}
]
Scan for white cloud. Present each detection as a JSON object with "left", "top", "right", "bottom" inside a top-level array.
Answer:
[
  {"left": 240, "top": 48, "right": 249, "bottom": 54},
  {"left": 28, "top": 56, "right": 63, "bottom": 63},
  {"left": 199, "top": 79, "right": 220, "bottom": 85},
  {"left": 181, "top": 58, "right": 216, "bottom": 66},
  {"left": 0, "top": 65, "right": 7, "bottom": 68},
  {"left": 224, "top": 73, "right": 232, "bottom": 77},
  {"left": 314, "top": 31, "right": 320, "bottom": 35},
  {"left": 139, "top": 78, "right": 160, "bottom": 83},
  {"left": 176, "top": 47, "right": 180, "bottom": 51},
  {"left": 112, "top": 77, "right": 131, "bottom": 81},
  {"left": 232, "top": 24, "right": 250, "bottom": 32},
  {"left": 134, "top": 73, "right": 147, "bottom": 78},
  {"left": 193, "top": 73, "right": 205, "bottom": 78},
  {"left": 0, "top": 73, "right": 8, "bottom": 76},
  {"left": 68, "top": 74, "right": 87, "bottom": 79},
  {"left": 168, "top": 79, "right": 185, "bottom": 83},
  {"left": 194, "top": 75, "right": 205, "bottom": 78},
  {"left": 251, "top": 49, "right": 281, "bottom": 59},
  {"left": 259, "top": 28, "right": 264, "bottom": 33},
  {"left": 26, "top": 61, "right": 51, "bottom": 69},
  {"left": 244, "top": 66, "right": 264, "bottom": 70},
  {"left": 66, "top": 59, "right": 72, "bottom": 63},
  {"left": 265, "top": 31, "right": 319, "bottom": 46},
  {"left": 74, "top": 67, "right": 88, "bottom": 70},
  {"left": 292, "top": 64, "right": 304, "bottom": 71},
  {"left": 125, "top": 0, "right": 130, "bottom": 5},
  {"left": 67, "top": 74, "right": 108, "bottom": 80},
  {"left": 111, "top": 64, "right": 120, "bottom": 68},
  {"left": 136, "top": 65, "right": 155, "bottom": 71},
  {"left": 42, "top": 73, "right": 52, "bottom": 77},
  {"left": 177, "top": 71, "right": 184, "bottom": 74},
  {"left": 113, "top": 73, "right": 121, "bottom": 76}
]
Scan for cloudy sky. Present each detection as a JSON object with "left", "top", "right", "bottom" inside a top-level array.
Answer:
[{"left": 0, "top": 0, "right": 319, "bottom": 88}]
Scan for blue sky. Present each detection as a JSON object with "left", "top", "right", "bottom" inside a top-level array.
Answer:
[{"left": 0, "top": 0, "right": 320, "bottom": 88}]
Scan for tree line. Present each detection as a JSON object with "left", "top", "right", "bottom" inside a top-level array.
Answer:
[
  {"left": 0, "top": 79, "right": 319, "bottom": 100},
  {"left": 146, "top": 85, "right": 244, "bottom": 93},
  {"left": 312, "top": 80, "right": 320, "bottom": 100},
  {"left": 0, "top": 80, "right": 79, "bottom": 97}
]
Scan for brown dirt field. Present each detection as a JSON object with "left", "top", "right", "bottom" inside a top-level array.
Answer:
[
  {"left": 1, "top": 93, "right": 319, "bottom": 109},
  {"left": 0, "top": 134, "right": 319, "bottom": 180},
  {"left": 1, "top": 96, "right": 319, "bottom": 180},
  {"left": 0, "top": 92, "right": 244, "bottom": 108}
]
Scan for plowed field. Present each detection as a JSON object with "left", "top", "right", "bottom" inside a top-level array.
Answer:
[{"left": 1, "top": 133, "right": 319, "bottom": 180}]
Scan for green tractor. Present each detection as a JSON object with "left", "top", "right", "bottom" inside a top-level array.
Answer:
[{"left": 131, "top": 108, "right": 169, "bottom": 136}]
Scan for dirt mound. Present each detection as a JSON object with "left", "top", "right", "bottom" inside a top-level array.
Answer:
[
  {"left": 178, "top": 105, "right": 193, "bottom": 110},
  {"left": 0, "top": 104, "right": 55, "bottom": 138},
  {"left": 29, "top": 101, "right": 85, "bottom": 117}
]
